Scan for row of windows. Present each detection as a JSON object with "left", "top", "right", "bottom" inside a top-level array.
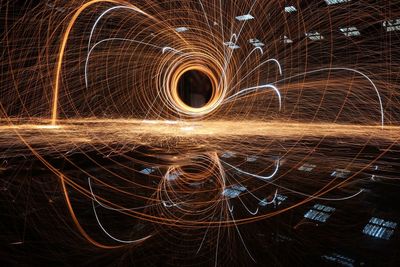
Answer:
[{"left": 303, "top": 204, "right": 398, "bottom": 240}]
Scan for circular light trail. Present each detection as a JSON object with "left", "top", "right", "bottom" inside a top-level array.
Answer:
[{"left": 1, "top": 0, "right": 399, "bottom": 265}]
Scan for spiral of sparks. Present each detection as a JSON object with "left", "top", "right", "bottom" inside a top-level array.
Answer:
[{"left": 1, "top": 0, "right": 400, "bottom": 266}]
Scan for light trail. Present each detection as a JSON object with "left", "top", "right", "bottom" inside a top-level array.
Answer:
[
  {"left": 1, "top": 0, "right": 399, "bottom": 265},
  {"left": 88, "top": 177, "right": 153, "bottom": 244}
]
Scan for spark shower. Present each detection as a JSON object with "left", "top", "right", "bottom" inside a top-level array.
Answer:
[{"left": 1, "top": 0, "right": 400, "bottom": 266}]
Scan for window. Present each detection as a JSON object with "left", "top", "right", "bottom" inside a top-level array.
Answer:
[
  {"left": 325, "top": 0, "right": 351, "bottom": 5},
  {"left": 175, "top": 27, "right": 189, "bottom": 33},
  {"left": 339, "top": 26, "right": 361, "bottom": 36},
  {"left": 305, "top": 31, "right": 324, "bottom": 40},
  {"left": 383, "top": 19, "right": 400, "bottom": 32},
  {"left": 222, "top": 188, "right": 242, "bottom": 198},
  {"left": 249, "top": 38, "right": 265, "bottom": 47},
  {"left": 231, "top": 184, "right": 247, "bottom": 192},
  {"left": 275, "top": 194, "right": 287, "bottom": 205},
  {"left": 331, "top": 168, "right": 350, "bottom": 178},
  {"left": 259, "top": 194, "right": 287, "bottom": 207},
  {"left": 283, "top": 35, "right": 293, "bottom": 44},
  {"left": 259, "top": 198, "right": 269, "bottom": 207},
  {"left": 221, "top": 151, "right": 236, "bottom": 158},
  {"left": 298, "top": 163, "right": 316, "bottom": 172},
  {"left": 304, "top": 204, "right": 335, "bottom": 222},
  {"left": 222, "top": 184, "right": 247, "bottom": 199},
  {"left": 362, "top": 217, "right": 397, "bottom": 240},
  {"left": 166, "top": 171, "right": 180, "bottom": 181},
  {"left": 228, "top": 45, "right": 240, "bottom": 49},
  {"left": 246, "top": 155, "right": 258, "bottom": 162},
  {"left": 285, "top": 6, "right": 297, "bottom": 13},
  {"left": 235, "top": 14, "right": 254, "bottom": 21},
  {"left": 140, "top": 167, "right": 155, "bottom": 174},
  {"left": 321, "top": 253, "right": 355, "bottom": 267}
]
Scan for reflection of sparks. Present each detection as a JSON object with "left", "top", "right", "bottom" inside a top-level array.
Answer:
[
  {"left": 88, "top": 177, "right": 152, "bottom": 244},
  {"left": 2, "top": 0, "right": 400, "bottom": 265},
  {"left": 222, "top": 159, "right": 280, "bottom": 180}
]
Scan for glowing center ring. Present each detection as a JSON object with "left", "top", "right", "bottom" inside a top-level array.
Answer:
[{"left": 161, "top": 52, "right": 227, "bottom": 117}]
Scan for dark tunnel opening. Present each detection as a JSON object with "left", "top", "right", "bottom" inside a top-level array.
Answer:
[{"left": 177, "top": 70, "right": 213, "bottom": 108}]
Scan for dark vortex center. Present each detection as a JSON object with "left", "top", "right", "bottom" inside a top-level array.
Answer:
[{"left": 177, "top": 70, "right": 213, "bottom": 108}]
